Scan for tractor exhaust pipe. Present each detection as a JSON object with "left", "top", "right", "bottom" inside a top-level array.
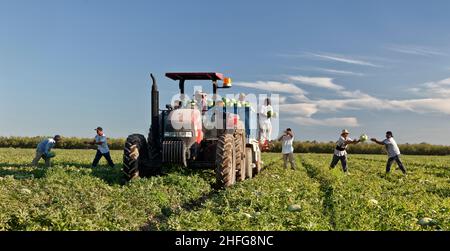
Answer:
[{"left": 150, "top": 74, "right": 160, "bottom": 149}]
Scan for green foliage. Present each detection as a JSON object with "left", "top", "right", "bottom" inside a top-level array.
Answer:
[{"left": 0, "top": 149, "right": 449, "bottom": 230}]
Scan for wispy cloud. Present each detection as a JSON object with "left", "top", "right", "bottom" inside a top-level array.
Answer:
[
  {"left": 316, "top": 68, "right": 365, "bottom": 76},
  {"left": 290, "top": 67, "right": 365, "bottom": 76},
  {"left": 234, "top": 81, "right": 307, "bottom": 95},
  {"left": 286, "top": 116, "right": 360, "bottom": 127},
  {"left": 288, "top": 75, "right": 344, "bottom": 91},
  {"left": 309, "top": 53, "right": 381, "bottom": 67},
  {"left": 387, "top": 45, "right": 447, "bottom": 57}
]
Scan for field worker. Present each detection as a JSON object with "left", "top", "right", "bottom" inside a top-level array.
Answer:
[
  {"left": 371, "top": 131, "right": 407, "bottom": 175},
  {"left": 278, "top": 128, "right": 296, "bottom": 170},
  {"left": 173, "top": 100, "right": 182, "bottom": 109},
  {"left": 32, "top": 135, "right": 62, "bottom": 167},
  {"left": 86, "top": 127, "right": 115, "bottom": 168},
  {"left": 259, "top": 98, "right": 273, "bottom": 142},
  {"left": 330, "top": 129, "right": 361, "bottom": 174},
  {"left": 194, "top": 90, "right": 208, "bottom": 113}
]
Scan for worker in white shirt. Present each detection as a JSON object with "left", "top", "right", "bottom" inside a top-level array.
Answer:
[
  {"left": 330, "top": 129, "right": 361, "bottom": 174},
  {"left": 371, "top": 131, "right": 407, "bottom": 175},
  {"left": 278, "top": 128, "right": 296, "bottom": 170},
  {"left": 32, "top": 135, "right": 62, "bottom": 167},
  {"left": 86, "top": 127, "right": 115, "bottom": 168},
  {"left": 259, "top": 98, "right": 273, "bottom": 142}
]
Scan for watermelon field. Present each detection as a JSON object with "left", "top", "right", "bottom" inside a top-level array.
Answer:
[{"left": 0, "top": 148, "right": 449, "bottom": 231}]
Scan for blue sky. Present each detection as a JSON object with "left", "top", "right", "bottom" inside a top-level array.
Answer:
[{"left": 1, "top": 0, "right": 450, "bottom": 144}]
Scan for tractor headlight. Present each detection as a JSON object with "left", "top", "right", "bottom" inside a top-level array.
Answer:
[{"left": 164, "top": 131, "right": 193, "bottom": 138}]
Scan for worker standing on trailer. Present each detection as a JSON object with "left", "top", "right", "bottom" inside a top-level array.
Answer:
[
  {"left": 371, "top": 131, "right": 407, "bottom": 175},
  {"left": 32, "top": 135, "right": 62, "bottom": 167},
  {"left": 329, "top": 129, "right": 361, "bottom": 174},
  {"left": 259, "top": 98, "right": 273, "bottom": 142},
  {"left": 86, "top": 127, "right": 115, "bottom": 168},
  {"left": 194, "top": 90, "right": 208, "bottom": 114},
  {"left": 278, "top": 128, "right": 296, "bottom": 170}
]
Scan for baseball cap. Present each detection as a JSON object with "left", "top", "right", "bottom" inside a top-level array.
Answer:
[
  {"left": 54, "top": 135, "right": 62, "bottom": 141},
  {"left": 95, "top": 127, "right": 103, "bottom": 131}
]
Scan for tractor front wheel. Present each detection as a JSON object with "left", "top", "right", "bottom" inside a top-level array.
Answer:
[
  {"left": 215, "top": 134, "right": 236, "bottom": 188},
  {"left": 123, "top": 134, "right": 149, "bottom": 180}
]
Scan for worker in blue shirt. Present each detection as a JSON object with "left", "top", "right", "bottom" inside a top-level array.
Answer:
[
  {"left": 86, "top": 127, "right": 115, "bottom": 168},
  {"left": 32, "top": 135, "right": 62, "bottom": 167}
]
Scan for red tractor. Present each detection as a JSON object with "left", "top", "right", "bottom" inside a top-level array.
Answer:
[{"left": 122, "top": 73, "right": 263, "bottom": 188}]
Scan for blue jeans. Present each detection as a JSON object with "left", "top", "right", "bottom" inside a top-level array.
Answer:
[
  {"left": 92, "top": 150, "right": 115, "bottom": 168},
  {"left": 330, "top": 154, "right": 348, "bottom": 172},
  {"left": 386, "top": 155, "right": 406, "bottom": 174}
]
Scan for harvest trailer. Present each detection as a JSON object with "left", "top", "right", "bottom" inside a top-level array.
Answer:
[{"left": 123, "top": 72, "right": 263, "bottom": 188}]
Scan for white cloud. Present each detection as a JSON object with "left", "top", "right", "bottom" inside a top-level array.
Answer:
[
  {"left": 234, "top": 81, "right": 307, "bottom": 95},
  {"left": 409, "top": 77, "right": 450, "bottom": 99},
  {"left": 279, "top": 103, "right": 319, "bottom": 117},
  {"left": 286, "top": 116, "right": 360, "bottom": 127},
  {"left": 316, "top": 68, "right": 365, "bottom": 76},
  {"left": 288, "top": 75, "right": 344, "bottom": 91},
  {"left": 387, "top": 45, "right": 447, "bottom": 56},
  {"left": 388, "top": 98, "right": 450, "bottom": 115},
  {"left": 309, "top": 53, "right": 381, "bottom": 67},
  {"left": 236, "top": 76, "right": 450, "bottom": 130}
]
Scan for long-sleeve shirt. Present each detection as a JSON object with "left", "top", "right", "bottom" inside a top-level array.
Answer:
[{"left": 37, "top": 138, "right": 56, "bottom": 154}]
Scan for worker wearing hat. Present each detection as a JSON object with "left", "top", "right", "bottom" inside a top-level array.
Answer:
[
  {"left": 194, "top": 90, "right": 208, "bottom": 113},
  {"left": 371, "top": 131, "right": 407, "bottom": 175},
  {"left": 32, "top": 135, "right": 62, "bottom": 167},
  {"left": 329, "top": 129, "right": 361, "bottom": 174},
  {"left": 86, "top": 127, "right": 115, "bottom": 168}
]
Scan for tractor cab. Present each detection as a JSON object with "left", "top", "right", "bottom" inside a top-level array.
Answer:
[{"left": 165, "top": 72, "right": 237, "bottom": 136}]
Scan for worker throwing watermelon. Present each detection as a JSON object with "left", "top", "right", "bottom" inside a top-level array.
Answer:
[
  {"left": 371, "top": 131, "right": 407, "bottom": 175},
  {"left": 329, "top": 129, "right": 362, "bottom": 174}
]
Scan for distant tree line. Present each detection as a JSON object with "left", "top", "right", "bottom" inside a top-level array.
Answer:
[
  {"left": 0, "top": 136, "right": 125, "bottom": 151},
  {"left": 270, "top": 141, "right": 450, "bottom": 156},
  {"left": 0, "top": 137, "right": 449, "bottom": 155}
]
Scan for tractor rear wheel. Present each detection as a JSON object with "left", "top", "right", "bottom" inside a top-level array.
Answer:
[
  {"left": 123, "top": 134, "right": 149, "bottom": 180},
  {"left": 245, "top": 147, "right": 253, "bottom": 179},
  {"left": 215, "top": 134, "right": 236, "bottom": 188},
  {"left": 234, "top": 130, "right": 246, "bottom": 182}
]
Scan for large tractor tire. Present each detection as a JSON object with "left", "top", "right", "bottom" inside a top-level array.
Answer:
[
  {"left": 215, "top": 134, "right": 236, "bottom": 188},
  {"left": 234, "top": 130, "right": 246, "bottom": 182},
  {"left": 142, "top": 129, "right": 162, "bottom": 176},
  {"left": 123, "top": 134, "right": 149, "bottom": 180},
  {"left": 245, "top": 147, "right": 253, "bottom": 179}
]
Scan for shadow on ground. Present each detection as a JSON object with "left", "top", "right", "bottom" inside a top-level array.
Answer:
[{"left": 0, "top": 163, "right": 48, "bottom": 179}]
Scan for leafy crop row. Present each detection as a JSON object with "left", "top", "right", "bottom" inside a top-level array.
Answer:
[{"left": 0, "top": 149, "right": 448, "bottom": 230}]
